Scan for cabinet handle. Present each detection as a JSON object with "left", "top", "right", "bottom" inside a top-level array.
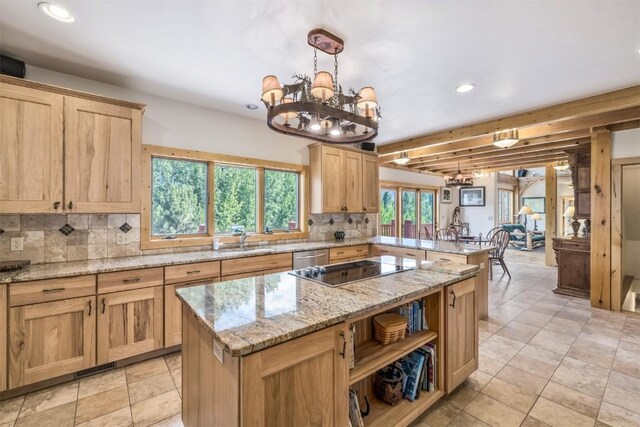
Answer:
[
  {"left": 449, "top": 290, "right": 457, "bottom": 308},
  {"left": 42, "top": 287, "right": 66, "bottom": 293},
  {"left": 102, "top": 298, "right": 106, "bottom": 314},
  {"left": 405, "top": 253, "right": 416, "bottom": 257},
  {"left": 363, "top": 207, "right": 367, "bottom": 211},
  {"left": 53, "top": 201, "right": 61, "bottom": 210},
  {"left": 122, "top": 277, "right": 141, "bottom": 283},
  {"left": 339, "top": 331, "right": 347, "bottom": 359},
  {"left": 88, "top": 300, "right": 92, "bottom": 316},
  {"left": 68, "top": 201, "right": 73, "bottom": 209},
  {"left": 186, "top": 270, "right": 201, "bottom": 275}
]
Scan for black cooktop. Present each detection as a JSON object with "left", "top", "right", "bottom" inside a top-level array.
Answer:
[{"left": 289, "top": 259, "right": 414, "bottom": 287}]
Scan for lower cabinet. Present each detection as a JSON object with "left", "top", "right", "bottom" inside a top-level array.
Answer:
[
  {"left": 445, "top": 278, "right": 478, "bottom": 392},
  {"left": 165, "top": 279, "right": 219, "bottom": 348},
  {"left": 97, "top": 286, "right": 163, "bottom": 364},
  {"left": 8, "top": 296, "right": 96, "bottom": 388}
]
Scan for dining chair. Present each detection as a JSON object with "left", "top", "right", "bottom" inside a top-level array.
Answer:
[
  {"left": 436, "top": 228, "right": 459, "bottom": 242},
  {"left": 485, "top": 227, "right": 502, "bottom": 243},
  {"left": 488, "top": 229, "right": 511, "bottom": 279}
]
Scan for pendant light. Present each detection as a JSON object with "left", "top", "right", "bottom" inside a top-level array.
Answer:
[{"left": 493, "top": 129, "right": 520, "bottom": 148}]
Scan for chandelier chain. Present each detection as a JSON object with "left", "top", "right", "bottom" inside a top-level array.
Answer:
[
  {"left": 313, "top": 47, "right": 318, "bottom": 76},
  {"left": 333, "top": 51, "right": 339, "bottom": 95}
]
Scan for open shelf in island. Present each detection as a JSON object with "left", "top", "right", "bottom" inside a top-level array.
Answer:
[
  {"left": 364, "top": 389, "right": 445, "bottom": 427},
  {"left": 349, "top": 329, "right": 438, "bottom": 385}
]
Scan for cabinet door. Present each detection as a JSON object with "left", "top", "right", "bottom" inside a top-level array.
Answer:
[
  {"left": 321, "top": 146, "right": 345, "bottom": 212},
  {"left": 9, "top": 296, "right": 96, "bottom": 388},
  {"left": 97, "top": 286, "right": 163, "bottom": 364},
  {"left": 242, "top": 323, "right": 348, "bottom": 426},
  {"left": 64, "top": 96, "right": 141, "bottom": 213},
  {"left": 0, "top": 83, "right": 63, "bottom": 213},
  {"left": 445, "top": 278, "right": 478, "bottom": 392},
  {"left": 361, "top": 154, "right": 379, "bottom": 213},
  {"left": 344, "top": 151, "right": 363, "bottom": 213}
]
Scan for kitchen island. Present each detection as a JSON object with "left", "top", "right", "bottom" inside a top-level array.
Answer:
[{"left": 176, "top": 256, "right": 480, "bottom": 427}]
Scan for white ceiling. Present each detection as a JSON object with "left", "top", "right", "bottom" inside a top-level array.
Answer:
[{"left": 1, "top": 0, "right": 639, "bottom": 145}]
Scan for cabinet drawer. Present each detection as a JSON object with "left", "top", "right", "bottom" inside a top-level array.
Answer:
[
  {"left": 426, "top": 252, "right": 468, "bottom": 264},
  {"left": 165, "top": 261, "right": 221, "bottom": 284},
  {"left": 221, "top": 253, "right": 292, "bottom": 277},
  {"left": 98, "top": 267, "right": 164, "bottom": 294},
  {"left": 10, "top": 275, "right": 96, "bottom": 307},
  {"left": 329, "top": 245, "right": 370, "bottom": 262},
  {"left": 371, "top": 245, "right": 425, "bottom": 261},
  {"left": 222, "top": 266, "right": 292, "bottom": 281}
]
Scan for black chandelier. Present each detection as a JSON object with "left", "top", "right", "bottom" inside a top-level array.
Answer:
[
  {"left": 261, "top": 29, "right": 379, "bottom": 144},
  {"left": 444, "top": 163, "right": 474, "bottom": 188}
]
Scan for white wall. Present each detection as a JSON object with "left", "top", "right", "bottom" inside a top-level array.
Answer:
[
  {"left": 379, "top": 167, "right": 458, "bottom": 228},
  {"left": 26, "top": 66, "right": 312, "bottom": 165},
  {"left": 613, "top": 129, "right": 640, "bottom": 159},
  {"left": 460, "top": 173, "right": 495, "bottom": 236}
]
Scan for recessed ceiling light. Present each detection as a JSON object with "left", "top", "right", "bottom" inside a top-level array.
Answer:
[
  {"left": 38, "top": 2, "right": 75, "bottom": 23},
  {"left": 245, "top": 103, "right": 258, "bottom": 110},
  {"left": 456, "top": 83, "right": 475, "bottom": 93}
]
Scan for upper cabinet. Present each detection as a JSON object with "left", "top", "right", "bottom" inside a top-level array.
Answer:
[
  {"left": 0, "top": 83, "right": 64, "bottom": 213},
  {"left": 309, "top": 144, "right": 379, "bottom": 214},
  {"left": 65, "top": 97, "right": 141, "bottom": 212},
  {"left": 0, "top": 76, "right": 145, "bottom": 214}
]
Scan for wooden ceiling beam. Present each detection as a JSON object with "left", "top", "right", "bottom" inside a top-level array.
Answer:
[
  {"left": 380, "top": 106, "right": 640, "bottom": 163},
  {"left": 401, "top": 131, "right": 589, "bottom": 166},
  {"left": 409, "top": 137, "right": 589, "bottom": 168},
  {"left": 377, "top": 85, "right": 640, "bottom": 155},
  {"left": 414, "top": 150, "right": 571, "bottom": 171},
  {"left": 431, "top": 153, "right": 568, "bottom": 174}
]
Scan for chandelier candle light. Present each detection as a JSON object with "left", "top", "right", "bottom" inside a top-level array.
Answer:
[{"left": 261, "top": 29, "right": 380, "bottom": 143}]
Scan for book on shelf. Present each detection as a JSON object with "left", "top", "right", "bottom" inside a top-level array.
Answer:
[
  {"left": 416, "top": 343, "right": 436, "bottom": 391},
  {"left": 393, "top": 300, "right": 429, "bottom": 335},
  {"left": 399, "top": 351, "right": 426, "bottom": 401},
  {"left": 349, "top": 390, "right": 365, "bottom": 427}
]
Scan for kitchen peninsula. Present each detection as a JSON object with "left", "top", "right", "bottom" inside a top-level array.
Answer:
[{"left": 176, "top": 257, "right": 480, "bottom": 427}]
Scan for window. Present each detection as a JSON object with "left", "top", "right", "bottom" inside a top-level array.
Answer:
[
  {"left": 264, "top": 169, "right": 299, "bottom": 231},
  {"left": 419, "top": 190, "right": 435, "bottom": 239},
  {"left": 401, "top": 190, "right": 417, "bottom": 238},
  {"left": 498, "top": 189, "right": 514, "bottom": 224},
  {"left": 151, "top": 157, "right": 208, "bottom": 236},
  {"left": 379, "top": 188, "right": 397, "bottom": 237},
  {"left": 214, "top": 164, "right": 257, "bottom": 233}
]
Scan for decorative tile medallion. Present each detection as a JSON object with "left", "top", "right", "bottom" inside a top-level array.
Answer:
[
  {"left": 59, "top": 224, "right": 76, "bottom": 236},
  {"left": 347, "top": 218, "right": 353, "bottom": 225},
  {"left": 308, "top": 218, "right": 314, "bottom": 226},
  {"left": 364, "top": 217, "right": 370, "bottom": 224},
  {"left": 329, "top": 218, "right": 334, "bottom": 226},
  {"left": 0, "top": 228, "right": 4, "bottom": 235},
  {"left": 119, "top": 223, "right": 132, "bottom": 233}
]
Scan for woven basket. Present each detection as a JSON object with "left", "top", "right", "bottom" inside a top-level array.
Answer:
[
  {"left": 373, "top": 313, "right": 407, "bottom": 345},
  {"left": 374, "top": 363, "right": 405, "bottom": 406}
]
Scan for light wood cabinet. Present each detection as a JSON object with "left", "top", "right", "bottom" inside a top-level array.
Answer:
[
  {"left": 221, "top": 253, "right": 292, "bottom": 277},
  {"left": 0, "top": 77, "right": 145, "bottom": 214},
  {"left": 371, "top": 244, "right": 426, "bottom": 261},
  {"left": 241, "top": 323, "right": 349, "bottom": 426},
  {"left": 445, "top": 278, "right": 478, "bottom": 392},
  {"left": 329, "top": 244, "right": 370, "bottom": 263},
  {"left": 309, "top": 143, "right": 379, "bottom": 214},
  {"left": 0, "top": 284, "right": 6, "bottom": 391},
  {"left": 65, "top": 97, "right": 142, "bottom": 213},
  {"left": 97, "top": 286, "right": 163, "bottom": 364},
  {"left": 0, "top": 82, "right": 64, "bottom": 213},
  {"left": 362, "top": 154, "right": 380, "bottom": 213},
  {"left": 8, "top": 296, "right": 96, "bottom": 388}
]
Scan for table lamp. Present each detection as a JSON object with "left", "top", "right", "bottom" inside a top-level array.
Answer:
[
  {"left": 563, "top": 206, "right": 579, "bottom": 237},
  {"left": 531, "top": 213, "right": 542, "bottom": 231},
  {"left": 518, "top": 205, "right": 534, "bottom": 232}
]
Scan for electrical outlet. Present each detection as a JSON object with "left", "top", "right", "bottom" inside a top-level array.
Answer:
[
  {"left": 116, "top": 234, "right": 130, "bottom": 245},
  {"left": 11, "top": 237, "right": 24, "bottom": 251}
]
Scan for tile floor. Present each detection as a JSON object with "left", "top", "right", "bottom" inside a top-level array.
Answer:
[{"left": 1, "top": 249, "right": 638, "bottom": 427}]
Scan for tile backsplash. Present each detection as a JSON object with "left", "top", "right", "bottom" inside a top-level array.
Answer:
[
  {"left": 0, "top": 214, "right": 141, "bottom": 264},
  {"left": 0, "top": 212, "right": 377, "bottom": 265}
]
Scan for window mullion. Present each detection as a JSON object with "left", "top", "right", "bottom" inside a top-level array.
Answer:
[
  {"left": 208, "top": 161, "right": 215, "bottom": 237},
  {"left": 257, "top": 167, "right": 265, "bottom": 234}
]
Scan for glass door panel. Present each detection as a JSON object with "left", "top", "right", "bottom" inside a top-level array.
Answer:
[
  {"left": 498, "top": 189, "right": 514, "bottom": 225},
  {"left": 379, "top": 188, "right": 397, "bottom": 237},
  {"left": 401, "top": 190, "right": 417, "bottom": 238},
  {"left": 419, "top": 191, "right": 435, "bottom": 240}
]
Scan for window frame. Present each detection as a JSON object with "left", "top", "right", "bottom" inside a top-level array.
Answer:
[
  {"left": 498, "top": 188, "right": 514, "bottom": 225},
  {"left": 141, "top": 145, "right": 308, "bottom": 250},
  {"left": 378, "top": 180, "right": 439, "bottom": 239}
]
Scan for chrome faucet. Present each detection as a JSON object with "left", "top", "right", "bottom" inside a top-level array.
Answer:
[{"left": 239, "top": 231, "right": 250, "bottom": 248}]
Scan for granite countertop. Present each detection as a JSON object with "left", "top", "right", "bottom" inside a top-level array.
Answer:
[
  {"left": 176, "top": 256, "right": 479, "bottom": 357},
  {"left": 0, "top": 236, "right": 491, "bottom": 284}
]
